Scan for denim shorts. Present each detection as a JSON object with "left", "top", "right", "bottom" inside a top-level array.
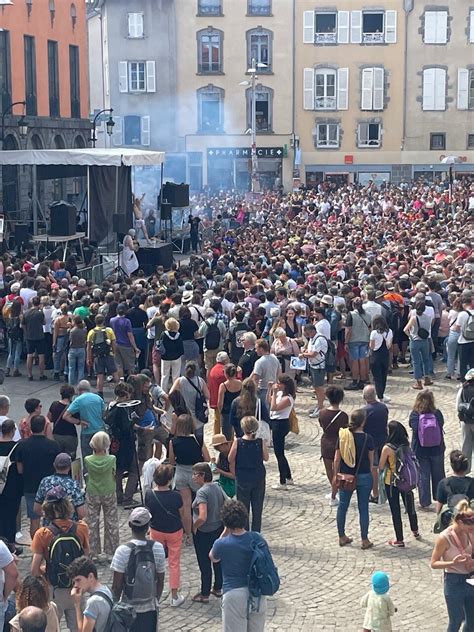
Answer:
[
  {"left": 309, "top": 367, "right": 326, "bottom": 388},
  {"left": 25, "top": 493, "right": 40, "bottom": 520},
  {"left": 348, "top": 342, "right": 369, "bottom": 361}
]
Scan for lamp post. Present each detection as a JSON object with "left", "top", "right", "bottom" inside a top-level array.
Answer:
[
  {"left": 90, "top": 108, "right": 115, "bottom": 147},
  {"left": 239, "top": 58, "right": 267, "bottom": 193},
  {"left": 0, "top": 101, "right": 28, "bottom": 148}
]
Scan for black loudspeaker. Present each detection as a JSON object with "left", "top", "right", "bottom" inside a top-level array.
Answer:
[
  {"left": 49, "top": 201, "right": 76, "bottom": 236},
  {"left": 112, "top": 214, "right": 129, "bottom": 234},
  {"left": 162, "top": 182, "right": 189, "bottom": 208},
  {"left": 160, "top": 203, "right": 172, "bottom": 221},
  {"left": 15, "top": 223, "right": 29, "bottom": 248}
]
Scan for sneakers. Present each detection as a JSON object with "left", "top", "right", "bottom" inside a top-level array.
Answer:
[
  {"left": 412, "top": 530, "right": 422, "bottom": 540},
  {"left": 369, "top": 495, "right": 379, "bottom": 504},
  {"left": 381, "top": 396, "right": 391, "bottom": 403},
  {"left": 286, "top": 478, "right": 294, "bottom": 486},
  {"left": 388, "top": 540, "right": 405, "bottom": 548},
  {"left": 271, "top": 483, "right": 288, "bottom": 490},
  {"left": 329, "top": 496, "right": 339, "bottom": 507},
  {"left": 170, "top": 594, "right": 185, "bottom": 608},
  {"left": 309, "top": 408, "right": 319, "bottom": 418},
  {"left": 345, "top": 381, "right": 359, "bottom": 390}
]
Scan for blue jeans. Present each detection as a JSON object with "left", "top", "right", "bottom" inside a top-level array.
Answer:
[
  {"left": 418, "top": 453, "right": 445, "bottom": 507},
  {"left": 446, "top": 331, "right": 459, "bottom": 376},
  {"left": 444, "top": 572, "right": 474, "bottom": 632},
  {"left": 54, "top": 335, "right": 68, "bottom": 374},
  {"left": 410, "top": 338, "right": 431, "bottom": 380},
  {"left": 336, "top": 471, "right": 372, "bottom": 539},
  {"left": 68, "top": 347, "right": 85, "bottom": 385},
  {"left": 6, "top": 337, "right": 22, "bottom": 369}
]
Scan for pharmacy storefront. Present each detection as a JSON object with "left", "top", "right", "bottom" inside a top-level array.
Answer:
[{"left": 207, "top": 146, "right": 284, "bottom": 191}]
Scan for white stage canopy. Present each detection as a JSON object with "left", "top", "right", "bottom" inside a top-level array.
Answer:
[{"left": 0, "top": 148, "right": 165, "bottom": 167}]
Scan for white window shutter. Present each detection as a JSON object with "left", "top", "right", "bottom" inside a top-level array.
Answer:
[
  {"left": 337, "top": 11, "right": 349, "bottom": 44},
  {"left": 436, "top": 11, "right": 448, "bottom": 44},
  {"left": 137, "top": 12, "right": 144, "bottom": 37},
  {"left": 423, "top": 68, "right": 435, "bottom": 110},
  {"left": 350, "top": 11, "right": 362, "bottom": 44},
  {"left": 424, "top": 12, "right": 436, "bottom": 44},
  {"left": 303, "top": 68, "right": 315, "bottom": 110},
  {"left": 140, "top": 115, "right": 150, "bottom": 146},
  {"left": 146, "top": 61, "right": 156, "bottom": 92},
  {"left": 127, "top": 13, "right": 135, "bottom": 37},
  {"left": 337, "top": 68, "right": 349, "bottom": 110},
  {"left": 457, "top": 69, "right": 469, "bottom": 110},
  {"left": 303, "top": 11, "right": 315, "bottom": 44},
  {"left": 373, "top": 68, "right": 384, "bottom": 110},
  {"left": 470, "top": 10, "right": 474, "bottom": 43},
  {"left": 118, "top": 61, "right": 128, "bottom": 93},
  {"left": 361, "top": 68, "right": 373, "bottom": 110},
  {"left": 112, "top": 116, "right": 123, "bottom": 146},
  {"left": 434, "top": 68, "right": 446, "bottom": 110},
  {"left": 385, "top": 10, "right": 397, "bottom": 43}
]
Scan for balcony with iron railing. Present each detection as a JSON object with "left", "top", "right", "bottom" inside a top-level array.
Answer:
[
  {"left": 315, "top": 32, "right": 337, "bottom": 44},
  {"left": 315, "top": 96, "right": 336, "bottom": 110},
  {"left": 362, "top": 32, "right": 384, "bottom": 43},
  {"left": 197, "top": 4, "right": 222, "bottom": 16},
  {"left": 198, "top": 62, "right": 222, "bottom": 74},
  {"left": 248, "top": 3, "right": 272, "bottom": 16}
]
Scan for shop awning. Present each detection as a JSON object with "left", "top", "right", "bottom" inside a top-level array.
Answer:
[{"left": 0, "top": 148, "right": 165, "bottom": 167}]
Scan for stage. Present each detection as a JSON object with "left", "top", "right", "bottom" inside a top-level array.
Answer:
[{"left": 136, "top": 240, "right": 173, "bottom": 274}]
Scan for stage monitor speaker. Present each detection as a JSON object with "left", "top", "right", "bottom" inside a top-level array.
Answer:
[
  {"left": 49, "top": 201, "right": 76, "bottom": 236},
  {"left": 112, "top": 214, "right": 129, "bottom": 235},
  {"left": 160, "top": 203, "right": 172, "bottom": 221},
  {"left": 15, "top": 223, "right": 29, "bottom": 248},
  {"left": 162, "top": 182, "right": 189, "bottom": 208}
]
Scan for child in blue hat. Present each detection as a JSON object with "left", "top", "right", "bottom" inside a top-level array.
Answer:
[{"left": 360, "top": 571, "right": 396, "bottom": 631}]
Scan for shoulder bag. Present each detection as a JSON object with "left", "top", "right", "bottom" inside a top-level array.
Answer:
[{"left": 335, "top": 433, "right": 368, "bottom": 492}]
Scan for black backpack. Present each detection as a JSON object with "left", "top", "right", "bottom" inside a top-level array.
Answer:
[
  {"left": 186, "top": 377, "right": 209, "bottom": 424},
  {"left": 205, "top": 320, "right": 221, "bottom": 350},
  {"left": 92, "top": 328, "right": 110, "bottom": 358},
  {"left": 46, "top": 522, "right": 84, "bottom": 588},
  {"left": 458, "top": 384, "right": 474, "bottom": 424},
  {"left": 91, "top": 591, "right": 136, "bottom": 632}
]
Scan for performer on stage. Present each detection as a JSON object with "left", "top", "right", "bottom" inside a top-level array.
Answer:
[
  {"left": 132, "top": 193, "right": 152, "bottom": 243},
  {"left": 120, "top": 229, "right": 139, "bottom": 277}
]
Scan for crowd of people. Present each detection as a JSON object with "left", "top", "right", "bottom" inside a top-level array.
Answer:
[{"left": 0, "top": 175, "right": 472, "bottom": 631}]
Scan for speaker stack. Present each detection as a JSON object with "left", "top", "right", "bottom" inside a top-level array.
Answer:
[
  {"left": 162, "top": 182, "right": 189, "bottom": 208},
  {"left": 49, "top": 201, "right": 76, "bottom": 236}
]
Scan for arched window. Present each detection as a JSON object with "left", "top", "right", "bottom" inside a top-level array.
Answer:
[
  {"left": 197, "top": 28, "right": 223, "bottom": 73},
  {"left": 197, "top": 84, "right": 224, "bottom": 133},
  {"left": 53, "top": 134, "right": 65, "bottom": 149},
  {"left": 30, "top": 134, "right": 43, "bottom": 149},
  {"left": 246, "top": 27, "right": 272, "bottom": 72},
  {"left": 73, "top": 135, "right": 86, "bottom": 148},
  {"left": 246, "top": 84, "right": 273, "bottom": 132}
]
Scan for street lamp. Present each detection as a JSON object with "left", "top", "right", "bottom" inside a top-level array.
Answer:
[
  {"left": 239, "top": 58, "right": 267, "bottom": 193},
  {"left": 440, "top": 155, "right": 463, "bottom": 203},
  {"left": 0, "top": 101, "right": 28, "bottom": 147},
  {"left": 90, "top": 108, "right": 115, "bottom": 147}
]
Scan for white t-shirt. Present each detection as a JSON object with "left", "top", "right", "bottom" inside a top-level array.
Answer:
[
  {"left": 146, "top": 306, "right": 159, "bottom": 340},
  {"left": 19, "top": 288, "right": 37, "bottom": 311},
  {"left": 370, "top": 329, "right": 393, "bottom": 351},
  {"left": 307, "top": 335, "right": 328, "bottom": 370},
  {"left": 363, "top": 301, "right": 383, "bottom": 322},
  {"left": 456, "top": 310, "right": 474, "bottom": 345},
  {"left": 270, "top": 393, "right": 294, "bottom": 420},
  {"left": 0, "top": 540, "right": 14, "bottom": 601}
]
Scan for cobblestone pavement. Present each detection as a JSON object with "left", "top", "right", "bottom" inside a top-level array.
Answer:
[{"left": 4, "top": 361, "right": 462, "bottom": 632}]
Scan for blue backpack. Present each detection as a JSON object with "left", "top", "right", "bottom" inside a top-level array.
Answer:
[{"left": 247, "top": 534, "right": 280, "bottom": 601}]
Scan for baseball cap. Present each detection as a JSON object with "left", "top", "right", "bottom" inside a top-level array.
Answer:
[
  {"left": 54, "top": 453, "right": 72, "bottom": 470},
  {"left": 45, "top": 485, "right": 67, "bottom": 502},
  {"left": 129, "top": 507, "right": 152, "bottom": 527}
]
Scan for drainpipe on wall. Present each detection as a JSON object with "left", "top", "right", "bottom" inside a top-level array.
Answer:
[
  {"left": 402, "top": 0, "right": 414, "bottom": 156},
  {"left": 291, "top": 0, "right": 297, "bottom": 187}
]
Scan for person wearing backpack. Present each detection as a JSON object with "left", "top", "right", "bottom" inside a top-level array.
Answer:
[
  {"left": 456, "top": 368, "right": 474, "bottom": 473},
  {"left": 409, "top": 390, "right": 445, "bottom": 509},
  {"left": 169, "top": 361, "right": 210, "bottom": 445},
  {"left": 198, "top": 308, "right": 226, "bottom": 375},
  {"left": 158, "top": 317, "right": 184, "bottom": 393},
  {"left": 110, "top": 507, "right": 165, "bottom": 632},
  {"left": 68, "top": 557, "right": 114, "bottom": 632},
  {"left": 86, "top": 315, "right": 118, "bottom": 398},
  {"left": 403, "top": 298, "right": 434, "bottom": 390},
  {"left": 379, "top": 420, "right": 420, "bottom": 547},
  {"left": 454, "top": 294, "right": 474, "bottom": 382},
  {"left": 211, "top": 500, "right": 278, "bottom": 632},
  {"left": 31, "top": 487, "right": 89, "bottom": 632},
  {"left": 435, "top": 450, "right": 474, "bottom": 532}
]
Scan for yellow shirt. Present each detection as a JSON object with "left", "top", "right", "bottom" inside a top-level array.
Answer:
[{"left": 384, "top": 450, "right": 396, "bottom": 485}]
